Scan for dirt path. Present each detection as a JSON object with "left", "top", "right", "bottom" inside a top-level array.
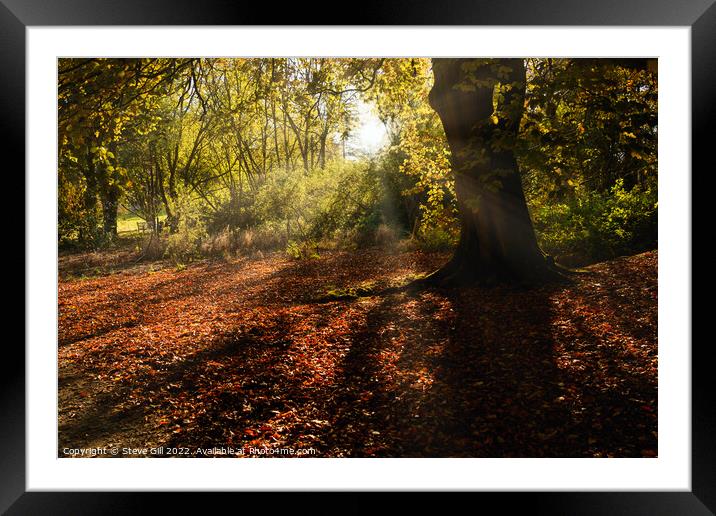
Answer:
[{"left": 58, "top": 249, "right": 657, "bottom": 457}]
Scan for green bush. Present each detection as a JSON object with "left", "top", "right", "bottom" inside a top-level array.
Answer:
[
  {"left": 531, "top": 179, "right": 657, "bottom": 266},
  {"left": 285, "top": 240, "right": 320, "bottom": 260},
  {"left": 165, "top": 223, "right": 206, "bottom": 264},
  {"left": 163, "top": 196, "right": 208, "bottom": 263},
  {"left": 410, "top": 224, "right": 458, "bottom": 252}
]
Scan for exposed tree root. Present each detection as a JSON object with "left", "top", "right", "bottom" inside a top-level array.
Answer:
[
  {"left": 315, "top": 254, "right": 591, "bottom": 303},
  {"left": 410, "top": 252, "right": 577, "bottom": 290}
]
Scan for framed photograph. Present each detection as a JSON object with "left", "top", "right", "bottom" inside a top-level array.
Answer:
[{"left": 6, "top": 0, "right": 710, "bottom": 512}]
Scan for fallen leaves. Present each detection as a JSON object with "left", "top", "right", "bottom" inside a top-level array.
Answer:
[{"left": 58, "top": 249, "right": 657, "bottom": 458}]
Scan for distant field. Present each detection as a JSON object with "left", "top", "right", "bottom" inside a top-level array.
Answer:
[{"left": 117, "top": 213, "right": 166, "bottom": 234}]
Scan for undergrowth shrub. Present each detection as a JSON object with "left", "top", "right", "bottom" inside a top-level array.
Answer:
[
  {"left": 531, "top": 179, "right": 657, "bottom": 266},
  {"left": 374, "top": 223, "right": 400, "bottom": 248},
  {"left": 161, "top": 195, "right": 208, "bottom": 263},
  {"left": 408, "top": 224, "right": 458, "bottom": 252},
  {"left": 165, "top": 223, "right": 206, "bottom": 264},
  {"left": 285, "top": 240, "right": 320, "bottom": 260},
  {"left": 142, "top": 234, "right": 166, "bottom": 261},
  {"left": 202, "top": 160, "right": 415, "bottom": 257}
]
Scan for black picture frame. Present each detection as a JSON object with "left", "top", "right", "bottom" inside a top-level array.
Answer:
[{"left": 5, "top": 1, "right": 709, "bottom": 513}]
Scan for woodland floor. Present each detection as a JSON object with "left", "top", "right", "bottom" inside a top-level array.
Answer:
[{"left": 58, "top": 247, "right": 658, "bottom": 458}]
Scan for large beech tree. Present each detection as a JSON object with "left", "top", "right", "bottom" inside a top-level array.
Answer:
[{"left": 426, "top": 58, "right": 562, "bottom": 285}]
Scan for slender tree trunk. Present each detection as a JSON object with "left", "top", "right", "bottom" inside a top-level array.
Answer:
[
  {"left": 80, "top": 149, "right": 99, "bottom": 242},
  {"left": 155, "top": 158, "right": 176, "bottom": 233},
  {"left": 100, "top": 182, "right": 119, "bottom": 240},
  {"left": 283, "top": 106, "right": 290, "bottom": 169},
  {"left": 319, "top": 125, "right": 329, "bottom": 169},
  {"left": 272, "top": 98, "right": 281, "bottom": 167},
  {"left": 427, "top": 58, "right": 561, "bottom": 285},
  {"left": 164, "top": 144, "right": 180, "bottom": 233}
]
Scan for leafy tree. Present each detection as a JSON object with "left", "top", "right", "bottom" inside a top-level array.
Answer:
[
  {"left": 58, "top": 58, "right": 195, "bottom": 241},
  {"left": 422, "top": 58, "right": 556, "bottom": 285}
]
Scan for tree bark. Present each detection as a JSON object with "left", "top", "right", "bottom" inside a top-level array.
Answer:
[
  {"left": 79, "top": 148, "right": 99, "bottom": 242},
  {"left": 427, "top": 58, "right": 561, "bottom": 286},
  {"left": 100, "top": 182, "right": 119, "bottom": 240}
]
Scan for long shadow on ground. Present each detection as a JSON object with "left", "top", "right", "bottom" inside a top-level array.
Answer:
[{"left": 321, "top": 285, "right": 576, "bottom": 457}]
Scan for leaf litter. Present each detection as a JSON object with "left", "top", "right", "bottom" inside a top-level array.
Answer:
[{"left": 58, "top": 249, "right": 657, "bottom": 458}]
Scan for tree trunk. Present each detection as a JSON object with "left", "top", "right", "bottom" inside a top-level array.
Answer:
[
  {"left": 155, "top": 158, "right": 177, "bottom": 233},
  {"left": 100, "top": 183, "right": 119, "bottom": 240},
  {"left": 427, "top": 58, "right": 560, "bottom": 285},
  {"left": 318, "top": 125, "right": 329, "bottom": 169},
  {"left": 80, "top": 148, "right": 99, "bottom": 242}
]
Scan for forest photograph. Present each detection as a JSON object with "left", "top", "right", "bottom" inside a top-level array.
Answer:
[{"left": 57, "top": 57, "right": 658, "bottom": 458}]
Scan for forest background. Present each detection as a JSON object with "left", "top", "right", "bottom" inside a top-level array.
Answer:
[{"left": 58, "top": 57, "right": 657, "bottom": 267}]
